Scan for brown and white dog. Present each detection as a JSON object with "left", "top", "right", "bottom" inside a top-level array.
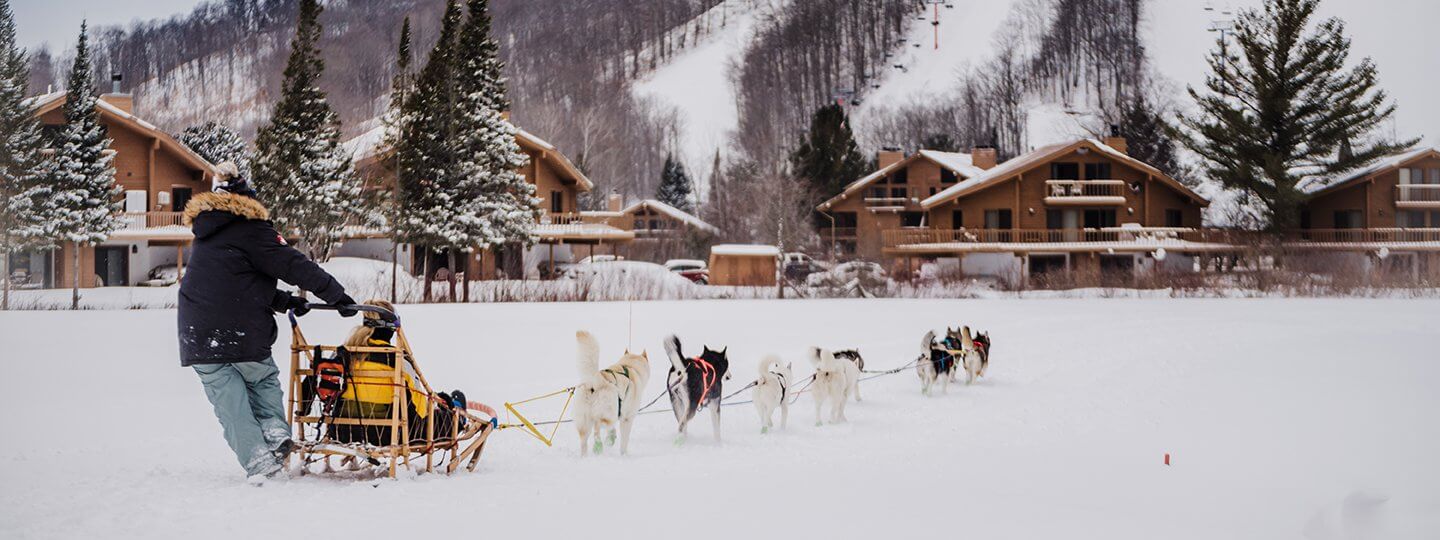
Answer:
[
  {"left": 809, "top": 347, "right": 859, "bottom": 425},
  {"left": 573, "top": 331, "right": 650, "bottom": 456}
]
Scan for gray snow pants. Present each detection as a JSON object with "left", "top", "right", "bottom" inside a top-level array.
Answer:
[{"left": 193, "top": 356, "right": 290, "bottom": 476}]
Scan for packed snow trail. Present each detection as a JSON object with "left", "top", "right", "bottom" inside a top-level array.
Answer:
[{"left": 2, "top": 298, "right": 1438, "bottom": 539}]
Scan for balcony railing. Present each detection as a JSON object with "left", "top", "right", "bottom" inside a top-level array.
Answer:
[
  {"left": 1396, "top": 185, "right": 1440, "bottom": 207},
  {"left": 1290, "top": 228, "right": 1440, "bottom": 243},
  {"left": 540, "top": 211, "right": 617, "bottom": 226},
  {"left": 882, "top": 227, "right": 1440, "bottom": 249},
  {"left": 820, "top": 227, "right": 859, "bottom": 239},
  {"left": 1044, "top": 180, "right": 1127, "bottom": 205},
  {"left": 119, "top": 212, "right": 184, "bottom": 230},
  {"left": 863, "top": 188, "right": 922, "bottom": 207}
]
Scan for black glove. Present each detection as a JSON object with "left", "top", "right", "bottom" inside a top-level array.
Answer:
[
  {"left": 285, "top": 295, "right": 311, "bottom": 316},
  {"left": 336, "top": 294, "right": 359, "bottom": 317}
]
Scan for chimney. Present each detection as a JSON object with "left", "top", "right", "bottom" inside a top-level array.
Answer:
[
  {"left": 877, "top": 146, "right": 904, "bottom": 169},
  {"left": 1103, "top": 124, "right": 1127, "bottom": 155},
  {"left": 100, "top": 73, "right": 133, "bottom": 114},
  {"left": 607, "top": 191, "right": 623, "bottom": 213},
  {"left": 971, "top": 146, "right": 997, "bottom": 170}
]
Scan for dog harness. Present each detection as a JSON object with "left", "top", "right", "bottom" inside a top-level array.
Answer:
[
  {"left": 689, "top": 357, "right": 719, "bottom": 407},
  {"left": 600, "top": 366, "right": 635, "bottom": 416},
  {"left": 774, "top": 372, "right": 788, "bottom": 403}
]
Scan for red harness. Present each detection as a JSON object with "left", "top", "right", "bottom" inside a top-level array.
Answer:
[{"left": 690, "top": 356, "right": 719, "bottom": 407}]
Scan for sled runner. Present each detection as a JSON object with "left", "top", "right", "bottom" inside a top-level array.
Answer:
[{"left": 285, "top": 303, "right": 494, "bottom": 479}]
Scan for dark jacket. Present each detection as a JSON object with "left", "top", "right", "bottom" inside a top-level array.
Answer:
[{"left": 177, "top": 192, "right": 347, "bottom": 366}]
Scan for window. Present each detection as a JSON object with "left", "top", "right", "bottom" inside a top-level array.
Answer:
[
  {"left": 984, "top": 209, "right": 1012, "bottom": 229},
  {"left": 928, "top": 187, "right": 937, "bottom": 197},
  {"left": 1050, "top": 162, "right": 1079, "bottom": 180},
  {"left": 891, "top": 168, "right": 909, "bottom": 184},
  {"left": 1300, "top": 210, "right": 1311, "bottom": 229},
  {"left": 1164, "top": 209, "right": 1183, "bottom": 228},
  {"left": 171, "top": 188, "right": 193, "bottom": 212},
  {"left": 1397, "top": 211, "right": 1424, "bottom": 228},
  {"left": 890, "top": 187, "right": 908, "bottom": 199},
  {"left": 1083, "top": 209, "right": 1117, "bottom": 228},
  {"left": 1084, "top": 162, "right": 1112, "bottom": 180},
  {"left": 1411, "top": 168, "right": 1426, "bottom": 184},
  {"left": 550, "top": 190, "right": 563, "bottom": 213},
  {"left": 633, "top": 219, "right": 645, "bottom": 229},
  {"left": 901, "top": 212, "right": 924, "bottom": 228},
  {"left": 1046, "top": 209, "right": 1063, "bottom": 229},
  {"left": 1429, "top": 168, "right": 1440, "bottom": 184},
  {"left": 940, "top": 169, "right": 958, "bottom": 183},
  {"left": 1334, "top": 210, "right": 1363, "bottom": 229},
  {"left": 951, "top": 210, "right": 964, "bottom": 229},
  {"left": 833, "top": 212, "right": 858, "bottom": 228}
]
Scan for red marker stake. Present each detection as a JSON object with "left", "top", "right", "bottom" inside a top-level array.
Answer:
[{"left": 1164, "top": 453, "right": 1171, "bottom": 466}]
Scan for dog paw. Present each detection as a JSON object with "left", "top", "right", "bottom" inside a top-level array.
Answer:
[
  {"left": 760, "top": 426, "right": 769, "bottom": 434},
  {"left": 673, "top": 435, "right": 686, "bottom": 446},
  {"left": 592, "top": 440, "right": 603, "bottom": 454}
]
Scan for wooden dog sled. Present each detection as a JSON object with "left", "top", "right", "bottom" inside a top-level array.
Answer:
[{"left": 285, "top": 304, "right": 494, "bottom": 479}]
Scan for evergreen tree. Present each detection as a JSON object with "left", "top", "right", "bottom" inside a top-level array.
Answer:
[
  {"left": 0, "top": 0, "right": 54, "bottom": 309},
  {"left": 251, "top": 0, "right": 361, "bottom": 261},
  {"left": 177, "top": 121, "right": 250, "bottom": 182},
  {"left": 790, "top": 103, "right": 868, "bottom": 204},
  {"left": 48, "top": 21, "right": 120, "bottom": 308},
  {"left": 1181, "top": 0, "right": 1415, "bottom": 230},
  {"left": 1113, "top": 95, "right": 1184, "bottom": 184},
  {"left": 453, "top": 0, "right": 537, "bottom": 250},
  {"left": 656, "top": 153, "right": 694, "bottom": 213}
]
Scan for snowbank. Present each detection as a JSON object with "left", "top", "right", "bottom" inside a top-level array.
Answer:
[{"left": 2, "top": 299, "right": 1437, "bottom": 538}]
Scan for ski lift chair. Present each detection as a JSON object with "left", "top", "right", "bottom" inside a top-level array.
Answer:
[{"left": 286, "top": 303, "right": 494, "bottom": 478}]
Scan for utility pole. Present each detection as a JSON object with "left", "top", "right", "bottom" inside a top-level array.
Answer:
[{"left": 924, "top": 1, "right": 950, "bottom": 50}]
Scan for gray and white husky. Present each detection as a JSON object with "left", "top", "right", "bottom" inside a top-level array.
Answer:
[{"left": 573, "top": 331, "right": 650, "bottom": 456}]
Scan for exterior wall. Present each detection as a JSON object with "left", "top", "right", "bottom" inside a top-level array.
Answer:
[
  {"left": 528, "top": 152, "right": 577, "bottom": 215},
  {"left": 1304, "top": 155, "right": 1440, "bottom": 228},
  {"left": 825, "top": 155, "right": 965, "bottom": 260},
  {"left": 927, "top": 147, "right": 1204, "bottom": 230},
  {"left": 708, "top": 254, "right": 777, "bottom": 286}
]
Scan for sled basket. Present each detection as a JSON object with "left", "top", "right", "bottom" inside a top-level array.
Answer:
[{"left": 286, "top": 303, "right": 493, "bottom": 478}]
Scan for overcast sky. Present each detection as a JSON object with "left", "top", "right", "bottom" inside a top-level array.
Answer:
[{"left": 12, "top": 0, "right": 205, "bottom": 51}]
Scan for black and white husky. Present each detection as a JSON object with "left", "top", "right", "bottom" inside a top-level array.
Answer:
[
  {"left": 809, "top": 347, "right": 859, "bottom": 425},
  {"left": 972, "top": 330, "right": 992, "bottom": 378},
  {"left": 574, "top": 331, "right": 650, "bottom": 456},
  {"left": 664, "top": 335, "right": 732, "bottom": 444},
  {"left": 917, "top": 329, "right": 960, "bottom": 395},
  {"left": 753, "top": 355, "right": 792, "bottom": 433}
]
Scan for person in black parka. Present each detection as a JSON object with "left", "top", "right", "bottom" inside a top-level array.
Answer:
[{"left": 178, "top": 179, "right": 355, "bottom": 480}]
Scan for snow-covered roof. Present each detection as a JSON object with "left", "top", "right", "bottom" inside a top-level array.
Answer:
[
  {"left": 1297, "top": 147, "right": 1440, "bottom": 196},
  {"left": 621, "top": 199, "right": 720, "bottom": 233},
  {"left": 817, "top": 150, "right": 985, "bottom": 211},
  {"left": 710, "top": 244, "right": 780, "bottom": 257},
  {"left": 921, "top": 139, "right": 1207, "bottom": 209},
  {"left": 26, "top": 92, "right": 221, "bottom": 177},
  {"left": 343, "top": 122, "right": 592, "bottom": 191}
]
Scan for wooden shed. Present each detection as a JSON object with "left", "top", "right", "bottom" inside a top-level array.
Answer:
[{"left": 708, "top": 244, "right": 780, "bottom": 286}]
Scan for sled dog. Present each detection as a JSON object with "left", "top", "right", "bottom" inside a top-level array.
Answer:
[
  {"left": 664, "top": 335, "right": 732, "bottom": 443},
  {"left": 958, "top": 326, "right": 983, "bottom": 385},
  {"left": 917, "top": 329, "right": 960, "bottom": 395},
  {"left": 809, "top": 347, "right": 859, "bottom": 425},
  {"left": 753, "top": 355, "right": 792, "bottom": 433},
  {"left": 972, "top": 330, "right": 992, "bottom": 378},
  {"left": 574, "top": 331, "right": 650, "bottom": 456},
  {"left": 833, "top": 349, "right": 865, "bottom": 402}
]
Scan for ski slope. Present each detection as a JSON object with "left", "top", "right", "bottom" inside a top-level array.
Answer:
[
  {"left": 854, "top": 0, "right": 1013, "bottom": 117},
  {"left": 2, "top": 298, "right": 1438, "bottom": 539}
]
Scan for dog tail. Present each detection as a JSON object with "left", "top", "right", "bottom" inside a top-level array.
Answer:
[
  {"left": 758, "top": 354, "right": 782, "bottom": 379},
  {"left": 961, "top": 326, "right": 975, "bottom": 350},
  {"left": 664, "top": 334, "right": 686, "bottom": 372},
  {"left": 808, "top": 346, "right": 827, "bottom": 367},
  {"left": 921, "top": 330, "right": 935, "bottom": 352},
  {"left": 576, "top": 330, "right": 601, "bottom": 385}
]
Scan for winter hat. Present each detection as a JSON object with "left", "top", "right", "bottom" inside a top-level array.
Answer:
[{"left": 215, "top": 178, "right": 258, "bottom": 198}]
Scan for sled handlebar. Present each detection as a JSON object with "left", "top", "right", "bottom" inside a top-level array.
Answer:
[{"left": 304, "top": 302, "right": 399, "bottom": 323}]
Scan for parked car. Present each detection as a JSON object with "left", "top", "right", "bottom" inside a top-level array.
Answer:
[
  {"left": 806, "top": 260, "right": 888, "bottom": 288},
  {"left": 576, "top": 254, "right": 625, "bottom": 265},
  {"left": 561, "top": 260, "right": 697, "bottom": 297},
  {"left": 664, "top": 259, "right": 710, "bottom": 285},
  {"left": 537, "top": 260, "right": 572, "bottom": 280},
  {"left": 138, "top": 264, "right": 184, "bottom": 287}
]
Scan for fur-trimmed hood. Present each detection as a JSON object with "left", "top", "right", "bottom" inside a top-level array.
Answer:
[
  {"left": 182, "top": 191, "right": 269, "bottom": 224},
  {"left": 183, "top": 191, "right": 270, "bottom": 240}
]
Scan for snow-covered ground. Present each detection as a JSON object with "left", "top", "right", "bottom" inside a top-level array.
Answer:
[
  {"left": 853, "top": 0, "right": 1012, "bottom": 118},
  {"left": 2, "top": 298, "right": 1437, "bottom": 539}
]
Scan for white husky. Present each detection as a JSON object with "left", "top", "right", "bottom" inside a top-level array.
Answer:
[
  {"left": 809, "top": 347, "right": 859, "bottom": 425},
  {"left": 958, "top": 326, "right": 983, "bottom": 385},
  {"left": 573, "top": 331, "right": 650, "bottom": 456},
  {"left": 752, "top": 355, "right": 792, "bottom": 433}
]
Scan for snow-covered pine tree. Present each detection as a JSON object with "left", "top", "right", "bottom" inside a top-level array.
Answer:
[
  {"left": 48, "top": 21, "right": 120, "bottom": 309},
  {"left": 790, "top": 103, "right": 868, "bottom": 205},
  {"left": 656, "top": 153, "right": 695, "bottom": 214},
  {"left": 0, "top": 0, "right": 55, "bottom": 310},
  {"left": 451, "top": 0, "right": 538, "bottom": 300},
  {"left": 251, "top": 0, "right": 361, "bottom": 261},
  {"left": 1181, "top": 0, "right": 1415, "bottom": 230},
  {"left": 394, "top": 0, "right": 464, "bottom": 300},
  {"left": 177, "top": 121, "right": 250, "bottom": 182}
]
